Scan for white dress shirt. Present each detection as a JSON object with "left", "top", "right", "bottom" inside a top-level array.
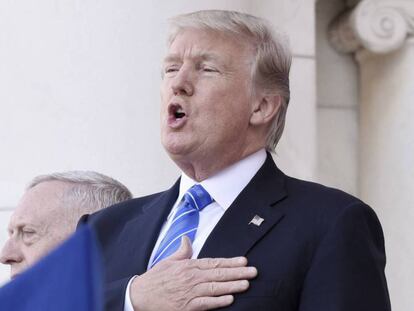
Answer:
[{"left": 124, "top": 149, "right": 266, "bottom": 311}]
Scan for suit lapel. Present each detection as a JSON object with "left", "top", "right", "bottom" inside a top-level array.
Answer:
[
  {"left": 117, "top": 180, "right": 180, "bottom": 275},
  {"left": 198, "top": 154, "right": 287, "bottom": 259}
]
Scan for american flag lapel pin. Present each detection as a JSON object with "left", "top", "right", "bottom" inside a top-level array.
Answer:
[{"left": 249, "top": 215, "right": 264, "bottom": 226}]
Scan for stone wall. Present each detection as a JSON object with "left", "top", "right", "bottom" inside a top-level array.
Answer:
[{"left": 327, "top": 1, "right": 414, "bottom": 310}]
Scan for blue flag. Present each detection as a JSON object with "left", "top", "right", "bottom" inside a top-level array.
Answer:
[{"left": 0, "top": 225, "right": 103, "bottom": 311}]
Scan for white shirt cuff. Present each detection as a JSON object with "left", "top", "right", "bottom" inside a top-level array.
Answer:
[{"left": 124, "top": 275, "right": 138, "bottom": 311}]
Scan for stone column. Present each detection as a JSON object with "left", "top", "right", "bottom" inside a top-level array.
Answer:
[{"left": 329, "top": 1, "right": 414, "bottom": 310}]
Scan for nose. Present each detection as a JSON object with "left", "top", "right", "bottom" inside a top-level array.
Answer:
[
  {"left": 0, "top": 238, "right": 23, "bottom": 266},
  {"left": 171, "top": 67, "right": 194, "bottom": 96}
]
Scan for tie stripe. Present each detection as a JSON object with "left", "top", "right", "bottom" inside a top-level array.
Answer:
[
  {"left": 151, "top": 228, "right": 197, "bottom": 266},
  {"left": 149, "top": 184, "right": 213, "bottom": 268},
  {"left": 187, "top": 192, "right": 200, "bottom": 210},
  {"left": 170, "top": 209, "right": 196, "bottom": 226}
]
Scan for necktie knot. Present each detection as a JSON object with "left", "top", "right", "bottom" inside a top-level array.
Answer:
[{"left": 183, "top": 184, "right": 213, "bottom": 212}]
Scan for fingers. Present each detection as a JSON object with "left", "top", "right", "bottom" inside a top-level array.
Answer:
[
  {"left": 193, "top": 256, "right": 248, "bottom": 269},
  {"left": 187, "top": 295, "right": 234, "bottom": 311},
  {"left": 193, "top": 280, "right": 250, "bottom": 297},
  {"left": 169, "top": 236, "right": 193, "bottom": 260},
  {"left": 199, "top": 266, "right": 257, "bottom": 282},
  {"left": 169, "top": 255, "right": 257, "bottom": 283},
  {"left": 135, "top": 253, "right": 257, "bottom": 311}
]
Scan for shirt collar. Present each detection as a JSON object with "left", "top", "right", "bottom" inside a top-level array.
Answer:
[{"left": 178, "top": 148, "right": 267, "bottom": 211}]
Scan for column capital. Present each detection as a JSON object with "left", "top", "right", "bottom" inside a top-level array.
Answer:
[{"left": 329, "top": 0, "right": 414, "bottom": 54}]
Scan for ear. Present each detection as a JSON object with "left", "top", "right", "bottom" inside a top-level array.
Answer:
[{"left": 249, "top": 94, "right": 282, "bottom": 126}]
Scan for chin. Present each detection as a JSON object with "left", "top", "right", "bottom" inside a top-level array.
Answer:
[
  {"left": 162, "top": 134, "right": 189, "bottom": 155},
  {"left": 162, "top": 140, "right": 187, "bottom": 157},
  {"left": 10, "top": 271, "right": 23, "bottom": 280},
  {"left": 165, "top": 147, "right": 189, "bottom": 160}
]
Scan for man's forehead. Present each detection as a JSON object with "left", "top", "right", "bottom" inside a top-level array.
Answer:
[
  {"left": 165, "top": 28, "right": 254, "bottom": 66},
  {"left": 9, "top": 181, "right": 68, "bottom": 226},
  {"left": 21, "top": 181, "right": 65, "bottom": 204},
  {"left": 8, "top": 202, "right": 45, "bottom": 230}
]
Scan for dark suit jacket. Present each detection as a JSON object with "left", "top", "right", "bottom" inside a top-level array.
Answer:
[{"left": 81, "top": 154, "right": 391, "bottom": 311}]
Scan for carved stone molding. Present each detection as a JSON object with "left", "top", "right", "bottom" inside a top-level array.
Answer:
[{"left": 329, "top": 0, "right": 414, "bottom": 54}]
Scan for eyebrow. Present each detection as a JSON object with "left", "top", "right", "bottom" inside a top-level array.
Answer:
[
  {"left": 8, "top": 222, "right": 37, "bottom": 233},
  {"left": 163, "top": 52, "right": 223, "bottom": 64}
]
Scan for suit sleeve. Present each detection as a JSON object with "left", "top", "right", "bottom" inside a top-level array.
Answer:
[
  {"left": 106, "top": 278, "right": 131, "bottom": 311},
  {"left": 299, "top": 202, "right": 391, "bottom": 311}
]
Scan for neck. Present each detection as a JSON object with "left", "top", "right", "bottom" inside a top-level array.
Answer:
[{"left": 172, "top": 145, "right": 263, "bottom": 182}]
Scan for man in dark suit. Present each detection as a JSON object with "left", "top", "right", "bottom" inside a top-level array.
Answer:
[{"left": 82, "top": 10, "right": 391, "bottom": 311}]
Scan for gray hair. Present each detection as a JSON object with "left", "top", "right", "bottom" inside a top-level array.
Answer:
[
  {"left": 27, "top": 171, "right": 132, "bottom": 221},
  {"left": 168, "top": 10, "right": 292, "bottom": 150}
]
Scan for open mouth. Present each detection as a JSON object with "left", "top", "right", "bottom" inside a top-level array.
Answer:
[
  {"left": 169, "top": 103, "right": 186, "bottom": 120},
  {"left": 167, "top": 103, "right": 188, "bottom": 129}
]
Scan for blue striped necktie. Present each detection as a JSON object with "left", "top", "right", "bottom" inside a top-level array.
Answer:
[{"left": 150, "top": 184, "right": 213, "bottom": 268}]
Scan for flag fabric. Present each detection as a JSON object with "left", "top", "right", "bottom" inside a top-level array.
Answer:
[{"left": 0, "top": 225, "right": 103, "bottom": 311}]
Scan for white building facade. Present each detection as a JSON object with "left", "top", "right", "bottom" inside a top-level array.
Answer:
[{"left": 0, "top": 0, "right": 412, "bottom": 309}]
